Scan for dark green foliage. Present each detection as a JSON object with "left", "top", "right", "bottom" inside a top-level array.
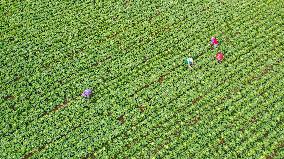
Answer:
[{"left": 1, "top": 0, "right": 284, "bottom": 158}]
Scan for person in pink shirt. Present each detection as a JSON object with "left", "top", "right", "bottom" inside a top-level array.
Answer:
[
  {"left": 211, "top": 37, "right": 219, "bottom": 49},
  {"left": 216, "top": 52, "right": 224, "bottom": 63}
]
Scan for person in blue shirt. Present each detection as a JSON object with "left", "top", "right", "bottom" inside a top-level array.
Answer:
[{"left": 185, "top": 57, "right": 194, "bottom": 69}]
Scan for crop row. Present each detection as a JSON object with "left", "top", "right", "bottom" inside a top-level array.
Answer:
[
  {"left": 6, "top": 0, "right": 276, "bottom": 143},
  {"left": 15, "top": 15, "right": 284, "bottom": 159},
  {"left": 0, "top": 0, "right": 212, "bottom": 137},
  {"left": 25, "top": 36, "right": 284, "bottom": 159},
  {"left": 11, "top": 18, "right": 278, "bottom": 158},
  {"left": 188, "top": 78, "right": 284, "bottom": 158},
  {"left": 146, "top": 67, "right": 284, "bottom": 159},
  {"left": 1, "top": 0, "right": 282, "bottom": 158},
  {"left": 0, "top": 0, "right": 245, "bottom": 139},
  {"left": 106, "top": 54, "right": 284, "bottom": 158},
  {"left": 88, "top": 60, "right": 283, "bottom": 158},
  {"left": 84, "top": 27, "right": 284, "bottom": 157},
  {"left": 1, "top": 0, "right": 170, "bottom": 111},
  {"left": 0, "top": 0, "right": 198, "bottom": 137},
  {"left": 32, "top": 60, "right": 280, "bottom": 158}
]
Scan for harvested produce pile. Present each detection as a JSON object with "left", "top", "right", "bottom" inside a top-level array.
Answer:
[{"left": 1, "top": 0, "right": 284, "bottom": 158}]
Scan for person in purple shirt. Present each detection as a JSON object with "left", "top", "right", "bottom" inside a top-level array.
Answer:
[{"left": 81, "top": 89, "right": 92, "bottom": 98}]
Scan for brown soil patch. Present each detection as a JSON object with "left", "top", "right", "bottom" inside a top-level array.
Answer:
[
  {"left": 117, "top": 115, "right": 125, "bottom": 124},
  {"left": 138, "top": 105, "right": 145, "bottom": 112},
  {"left": 158, "top": 75, "right": 165, "bottom": 84},
  {"left": 219, "top": 138, "right": 225, "bottom": 145},
  {"left": 192, "top": 96, "right": 203, "bottom": 104},
  {"left": 3, "top": 95, "right": 15, "bottom": 100}
]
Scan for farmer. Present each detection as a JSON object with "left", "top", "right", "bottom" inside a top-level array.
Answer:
[
  {"left": 211, "top": 37, "right": 219, "bottom": 49},
  {"left": 216, "top": 52, "right": 224, "bottom": 63},
  {"left": 81, "top": 89, "right": 92, "bottom": 98},
  {"left": 185, "top": 57, "right": 194, "bottom": 69}
]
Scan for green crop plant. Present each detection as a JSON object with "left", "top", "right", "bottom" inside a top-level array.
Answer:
[{"left": 1, "top": 0, "right": 284, "bottom": 158}]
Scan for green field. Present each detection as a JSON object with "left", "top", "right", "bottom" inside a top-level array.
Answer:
[{"left": 1, "top": 0, "right": 284, "bottom": 158}]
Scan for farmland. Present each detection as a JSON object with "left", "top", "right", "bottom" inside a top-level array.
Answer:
[{"left": 1, "top": 0, "right": 284, "bottom": 158}]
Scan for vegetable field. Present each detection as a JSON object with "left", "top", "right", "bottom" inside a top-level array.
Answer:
[{"left": 1, "top": 0, "right": 284, "bottom": 158}]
